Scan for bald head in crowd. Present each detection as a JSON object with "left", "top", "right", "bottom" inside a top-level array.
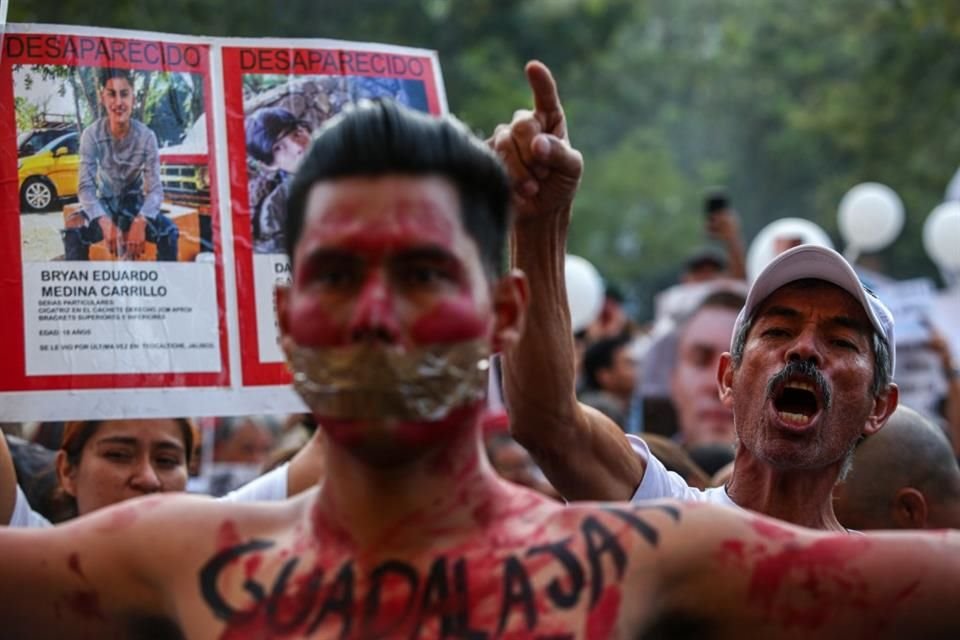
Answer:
[{"left": 834, "top": 405, "right": 960, "bottom": 530}]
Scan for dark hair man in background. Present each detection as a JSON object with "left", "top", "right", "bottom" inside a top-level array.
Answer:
[
  {"left": 579, "top": 334, "right": 637, "bottom": 429},
  {"left": 65, "top": 68, "right": 177, "bottom": 261}
]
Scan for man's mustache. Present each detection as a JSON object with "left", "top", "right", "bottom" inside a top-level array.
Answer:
[{"left": 765, "top": 360, "right": 832, "bottom": 410}]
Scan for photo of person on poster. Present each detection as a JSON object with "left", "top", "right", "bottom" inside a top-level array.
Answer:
[
  {"left": 63, "top": 68, "right": 178, "bottom": 261},
  {"left": 245, "top": 107, "right": 311, "bottom": 254},
  {"left": 243, "top": 75, "right": 429, "bottom": 255}
]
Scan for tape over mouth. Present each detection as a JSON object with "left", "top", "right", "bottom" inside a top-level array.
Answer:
[{"left": 286, "top": 339, "right": 491, "bottom": 422}]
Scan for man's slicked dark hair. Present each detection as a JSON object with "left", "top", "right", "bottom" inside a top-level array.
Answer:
[{"left": 284, "top": 100, "right": 511, "bottom": 277}]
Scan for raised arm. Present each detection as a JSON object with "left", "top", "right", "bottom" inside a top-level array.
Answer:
[
  {"left": 492, "top": 61, "right": 644, "bottom": 502},
  {"left": 653, "top": 502, "right": 960, "bottom": 638}
]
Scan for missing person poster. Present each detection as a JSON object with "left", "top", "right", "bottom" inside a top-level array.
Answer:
[
  {"left": 0, "top": 25, "right": 228, "bottom": 402},
  {"left": 221, "top": 40, "right": 446, "bottom": 386},
  {"left": 0, "top": 24, "right": 447, "bottom": 420}
]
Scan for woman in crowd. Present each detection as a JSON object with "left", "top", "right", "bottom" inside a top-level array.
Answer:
[
  {"left": 55, "top": 418, "right": 194, "bottom": 519},
  {"left": 2, "top": 416, "right": 325, "bottom": 528}
]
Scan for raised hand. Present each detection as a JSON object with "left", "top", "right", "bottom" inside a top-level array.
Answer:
[{"left": 488, "top": 61, "right": 583, "bottom": 221}]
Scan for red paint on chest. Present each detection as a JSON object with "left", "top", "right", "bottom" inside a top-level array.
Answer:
[
  {"left": 216, "top": 519, "right": 242, "bottom": 551},
  {"left": 751, "top": 518, "right": 797, "bottom": 543},
  {"left": 586, "top": 585, "right": 622, "bottom": 639},
  {"left": 67, "top": 553, "right": 85, "bottom": 580},
  {"left": 66, "top": 589, "right": 105, "bottom": 621},
  {"left": 244, "top": 554, "right": 263, "bottom": 580},
  {"left": 720, "top": 539, "right": 746, "bottom": 562},
  {"left": 748, "top": 536, "right": 871, "bottom": 629}
]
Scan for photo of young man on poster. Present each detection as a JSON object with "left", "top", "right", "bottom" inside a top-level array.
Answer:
[
  {"left": 243, "top": 74, "right": 428, "bottom": 256},
  {"left": 245, "top": 107, "right": 311, "bottom": 254},
  {"left": 63, "top": 68, "right": 178, "bottom": 261}
]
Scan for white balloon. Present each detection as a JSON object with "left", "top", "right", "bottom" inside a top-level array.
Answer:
[
  {"left": 746, "top": 218, "right": 834, "bottom": 282},
  {"left": 564, "top": 254, "right": 604, "bottom": 333},
  {"left": 838, "top": 182, "right": 905, "bottom": 252},
  {"left": 923, "top": 201, "right": 960, "bottom": 270}
]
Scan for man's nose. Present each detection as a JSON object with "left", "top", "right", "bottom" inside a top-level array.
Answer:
[
  {"left": 785, "top": 326, "right": 823, "bottom": 367},
  {"left": 348, "top": 272, "right": 399, "bottom": 343},
  {"left": 129, "top": 458, "right": 162, "bottom": 493}
]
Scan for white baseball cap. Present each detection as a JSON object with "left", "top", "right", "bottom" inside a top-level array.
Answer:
[{"left": 731, "top": 244, "right": 895, "bottom": 376}]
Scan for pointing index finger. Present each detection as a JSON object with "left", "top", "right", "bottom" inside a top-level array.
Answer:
[{"left": 525, "top": 60, "right": 564, "bottom": 134}]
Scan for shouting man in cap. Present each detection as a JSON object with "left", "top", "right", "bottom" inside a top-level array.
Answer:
[
  {"left": 1, "top": 84, "right": 957, "bottom": 639},
  {"left": 498, "top": 64, "right": 898, "bottom": 533}
]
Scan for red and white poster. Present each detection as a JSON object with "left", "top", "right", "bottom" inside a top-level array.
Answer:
[
  {"left": 0, "top": 24, "right": 447, "bottom": 420},
  {"left": 220, "top": 39, "right": 446, "bottom": 387}
]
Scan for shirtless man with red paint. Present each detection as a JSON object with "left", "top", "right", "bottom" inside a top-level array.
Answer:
[{"left": 0, "top": 77, "right": 958, "bottom": 640}]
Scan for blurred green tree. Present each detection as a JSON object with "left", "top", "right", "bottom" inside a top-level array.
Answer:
[{"left": 12, "top": 0, "right": 958, "bottom": 318}]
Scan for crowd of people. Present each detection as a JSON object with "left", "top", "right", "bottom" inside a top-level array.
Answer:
[{"left": 1, "top": 61, "right": 959, "bottom": 638}]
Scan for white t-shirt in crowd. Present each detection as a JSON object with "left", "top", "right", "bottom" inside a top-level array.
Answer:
[
  {"left": 627, "top": 434, "right": 736, "bottom": 508},
  {"left": 8, "top": 462, "right": 291, "bottom": 528}
]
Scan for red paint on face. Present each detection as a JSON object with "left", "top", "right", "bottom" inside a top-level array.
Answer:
[
  {"left": 285, "top": 177, "right": 489, "bottom": 350},
  {"left": 410, "top": 297, "right": 490, "bottom": 344},
  {"left": 586, "top": 585, "right": 622, "bottom": 639}
]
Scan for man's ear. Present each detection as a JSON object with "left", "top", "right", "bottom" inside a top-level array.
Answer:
[
  {"left": 892, "top": 487, "right": 927, "bottom": 529},
  {"left": 717, "top": 352, "right": 736, "bottom": 408},
  {"left": 55, "top": 450, "right": 78, "bottom": 499},
  {"left": 491, "top": 270, "right": 528, "bottom": 354},
  {"left": 863, "top": 383, "right": 898, "bottom": 437}
]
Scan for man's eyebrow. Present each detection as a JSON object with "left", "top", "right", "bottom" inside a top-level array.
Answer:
[
  {"left": 827, "top": 315, "right": 868, "bottom": 332},
  {"left": 391, "top": 246, "right": 458, "bottom": 262},
  {"left": 758, "top": 306, "right": 869, "bottom": 333},
  {"left": 298, "top": 247, "right": 357, "bottom": 264},
  {"left": 757, "top": 305, "right": 801, "bottom": 321}
]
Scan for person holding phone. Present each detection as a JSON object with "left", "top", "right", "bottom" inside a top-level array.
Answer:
[{"left": 702, "top": 188, "right": 747, "bottom": 281}]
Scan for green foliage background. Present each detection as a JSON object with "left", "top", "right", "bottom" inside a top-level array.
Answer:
[{"left": 14, "top": 0, "right": 959, "bottom": 319}]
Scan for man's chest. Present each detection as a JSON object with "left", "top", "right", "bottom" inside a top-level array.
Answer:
[{"left": 177, "top": 517, "right": 656, "bottom": 639}]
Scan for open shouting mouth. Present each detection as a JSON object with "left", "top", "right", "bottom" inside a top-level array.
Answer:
[{"left": 767, "top": 362, "right": 831, "bottom": 431}]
